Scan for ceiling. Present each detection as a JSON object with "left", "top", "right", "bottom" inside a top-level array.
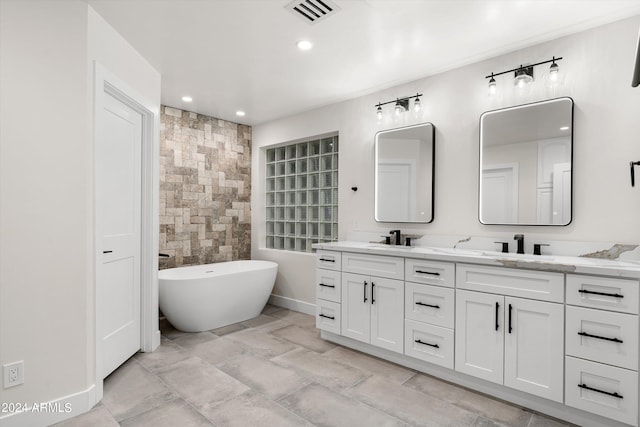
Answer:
[{"left": 86, "top": 0, "right": 640, "bottom": 125}]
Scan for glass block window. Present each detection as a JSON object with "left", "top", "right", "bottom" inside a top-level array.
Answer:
[{"left": 266, "top": 135, "right": 338, "bottom": 252}]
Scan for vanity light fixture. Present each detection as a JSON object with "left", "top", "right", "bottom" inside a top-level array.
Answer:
[
  {"left": 486, "top": 56, "right": 563, "bottom": 94},
  {"left": 374, "top": 93, "right": 422, "bottom": 118}
]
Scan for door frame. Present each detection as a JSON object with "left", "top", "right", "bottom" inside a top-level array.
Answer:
[{"left": 93, "top": 62, "right": 159, "bottom": 401}]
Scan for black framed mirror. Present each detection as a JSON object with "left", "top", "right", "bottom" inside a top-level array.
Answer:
[
  {"left": 479, "top": 97, "right": 574, "bottom": 225},
  {"left": 374, "top": 123, "right": 435, "bottom": 223}
]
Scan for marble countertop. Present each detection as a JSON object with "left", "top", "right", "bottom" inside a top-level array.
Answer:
[{"left": 313, "top": 241, "right": 640, "bottom": 279}]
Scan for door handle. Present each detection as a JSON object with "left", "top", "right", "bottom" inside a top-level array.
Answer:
[
  {"left": 508, "top": 304, "right": 513, "bottom": 334},
  {"left": 495, "top": 302, "right": 500, "bottom": 331},
  {"left": 371, "top": 282, "right": 375, "bottom": 304},
  {"left": 630, "top": 161, "right": 640, "bottom": 187},
  {"left": 363, "top": 281, "right": 368, "bottom": 303}
]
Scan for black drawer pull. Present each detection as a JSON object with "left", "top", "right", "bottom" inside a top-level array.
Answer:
[
  {"left": 508, "top": 304, "right": 513, "bottom": 334},
  {"left": 319, "top": 258, "right": 335, "bottom": 263},
  {"left": 319, "top": 283, "right": 335, "bottom": 288},
  {"left": 578, "top": 289, "right": 624, "bottom": 298},
  {"left": 495, "top": 302, "right": 500, "bottom": 331},
  {"left": 371, "top": 282, "right": 375, "bottom": 304},
  {"left": 318, "top": 313, "right": 335, "bottom": 320},
  {"left": 415, "top": 270, "right": 440, "bottom": 276},
  {"left": 415, "top": 301, "right": 440, "bottom": 309},
  {"left": 103, "top": 250, "right": 113, "bottom": 254},
  {"left": 578, "top": 383, "right": 623, "bottom": 399},
  {"left": 578, "top": 331, "right": 623, "bottom": 343},
  {"left": 415, "top": 339, "right": 439, "bottom": 348}
]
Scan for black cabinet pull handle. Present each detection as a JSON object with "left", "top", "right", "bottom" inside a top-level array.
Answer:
[
  {"left": 631, "top": 161, "right": 640, "bottom": 187},
  {"left": 415, "top": 339, "right": 439, "bottom": 348},
  {"left": 416, "top": 270, "right": 440, "bottom": 276},
  {"left": 415, "top": 301, "right": 440, "bottom": 309},
  {"left": 495, "top": 302, "right": 500, "bottom": 331},
  {"left": 363, "top": 281, "right": 368, "bottom": 303},
  {"left": 578, "top": 331, "right": 623, "bottom": 343},
  {"left": 508, "top": 304, "right": 513, "bottom": 334},
  {"left": 319, "top": 283, "right": 335, "bottom": 288},
  {"left": 578, "top": 289, "right": 624, "bottom": 299},
  {"left": 103, "top": 250, "right": 113, "bottom": 254},
  {"left": 318, "top": 313, "right": 335, "bottom": 320},
  {"left": 371, "top": 282, "right": 375, "bottom": 304},
  {"left": 319, "top": 258, "right": 335, "bottom": 263},
  {"left": 578, "top": 383, "right": 623, "bottom": 399}
]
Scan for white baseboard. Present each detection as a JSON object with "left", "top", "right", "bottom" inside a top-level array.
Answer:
[
  {"left": 268, "top": 294, "right": 315, "bottom": 315},
  {"left": 0, "top": 384, "right": 96, "bottom": 427}
]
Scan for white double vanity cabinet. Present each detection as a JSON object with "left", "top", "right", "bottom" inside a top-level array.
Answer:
[{"left": 314, "top": 242, "right": 640, "bottom": 427}]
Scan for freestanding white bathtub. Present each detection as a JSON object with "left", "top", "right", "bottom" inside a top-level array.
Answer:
[{"left": 158, "top": 260, "right": 278, "bottom": 332}]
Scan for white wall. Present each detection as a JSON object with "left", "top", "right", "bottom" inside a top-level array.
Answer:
[
  {"left": 0, "top": 2, "right": 160, "bottom": 425},
  {"left": 252, "top": 16, "right": 640, "bottom": 305},
  {"left": 0, "top": 0, "right": 91, "bottom": 408}
]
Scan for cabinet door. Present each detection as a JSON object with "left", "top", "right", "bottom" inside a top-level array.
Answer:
[
  {"left": 341, "top": 272, "right": 370, "bottom": 344},
  {"left": 504, "top": 297, "right": 564, "bottom": 402},
  {"left": 370, "top": 277, "right": 404, "bottom": 353},
  {"left": 455, "top": 290, "right": 504, "bottom": 384}
]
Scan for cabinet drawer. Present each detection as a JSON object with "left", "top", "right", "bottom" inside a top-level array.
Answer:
[
  {"left": 316, "top": 250, "right": 341, "bottom": 270},
  {"left": 405, "top": 282, "right": 454, "bottom": 328},
  {"left": 565, "top": 356, "right": 638, "bottom": 426},
  {"left": 316, "top": 268, "right": 341, "bottom": 303},
  {"left": 566, "top": 306, "right": 638, "bottom": 370},
  {"left": 405, "top": 258, "right": 455, "bottom": 288},
  {"left": 316, "top": 299, "right": 341, "bottom": 335},
  {"left": 404, "top": 319, "right": 454, "bottom": 369},
  {"left": 456, "top": 264, "right": 564, "bottom": 303},
  {"left": 342, "top": 252, "right": 404, "bottom": 280},
  {"left": 567, "top": 274, "right": 639, "bottom": 314}
]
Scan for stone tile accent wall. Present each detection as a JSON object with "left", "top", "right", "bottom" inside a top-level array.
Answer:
[{"left": 159, "top": 106, "right": 251, "bottom": 268}]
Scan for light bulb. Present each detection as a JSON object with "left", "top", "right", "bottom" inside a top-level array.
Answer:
[
  {"left": 413, "top": 97, "right": 421, "bottom": 112},
  {"left": 549, "top": 61, "right": 559, "bottom": 82},
  {"left": 395, "top": 104, "right": 403, "bottom": 116},
  {"left": 488, "top": 76, "right": 496, "bottom": 95},
  {"left": 376, "top": 105, "right": 382, "bottom": 120}
]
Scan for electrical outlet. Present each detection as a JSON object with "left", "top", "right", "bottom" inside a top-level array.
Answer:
[{"left": 3, "top": 361, "right": 24, "bottom": 388}]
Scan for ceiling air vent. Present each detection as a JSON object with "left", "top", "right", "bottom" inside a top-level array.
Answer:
[{"left": 286, "top": 0, "right": 340, "bottom": 24}]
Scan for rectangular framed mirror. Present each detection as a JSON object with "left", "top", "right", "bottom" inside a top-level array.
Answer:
[
  {"left": 479, "top": 97, "right": 574, "bottom": 225},
  {"left": 375, "top": 123, "right": 435, "bottom": 223}
]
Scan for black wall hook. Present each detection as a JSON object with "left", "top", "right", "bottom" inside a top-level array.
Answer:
[
  {"left": 351, "top": 186, "right": 358, "bottom": 192},
  {"left": 631, "top": 161, "right": 640, "bottom": 187}
]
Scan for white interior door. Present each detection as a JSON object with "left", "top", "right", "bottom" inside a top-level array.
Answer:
[
  {"left": 96, "top": 91, "right": 142, "bottom": 378},
  {"left": 377, "top": 163, "right": 411, "bottom": 221},
  {"left": 552, "top": 162, "right": 571, "bottom": 224},
  {"left": 481, "top": 164, "right": 517, "bottom": 223}
]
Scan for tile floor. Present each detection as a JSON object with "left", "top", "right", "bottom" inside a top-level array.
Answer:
[{"left": 55, "top": 305, "right": 574, "bottom": 427}]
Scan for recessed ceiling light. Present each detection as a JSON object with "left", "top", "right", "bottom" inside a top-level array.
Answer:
[
  {"left": 236, "top": 111, "right": 246, "bottom": 117},
  {"left": 297, "top": 40, "right": 313, "bottom": 51},
  {"left": 560, "top": 126, "right": 569, "bottom": 131},
  {"left": 181, "top": 96, "right": 193, "bottom": 102}
]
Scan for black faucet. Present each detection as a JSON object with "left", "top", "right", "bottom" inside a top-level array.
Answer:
[
  {"left": 390, "top": 230, "right": 402, "bottom": 246},
  {"left": 514, "top": 234, "right": 525, "bottom": 254}
]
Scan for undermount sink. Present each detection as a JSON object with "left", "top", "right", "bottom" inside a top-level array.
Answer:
[
  {"left": 366, "top": 243, "right": 414, "bottom": 250},
  {"left": 488, "top": 252, "right": 557, "bottom": 262}
]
